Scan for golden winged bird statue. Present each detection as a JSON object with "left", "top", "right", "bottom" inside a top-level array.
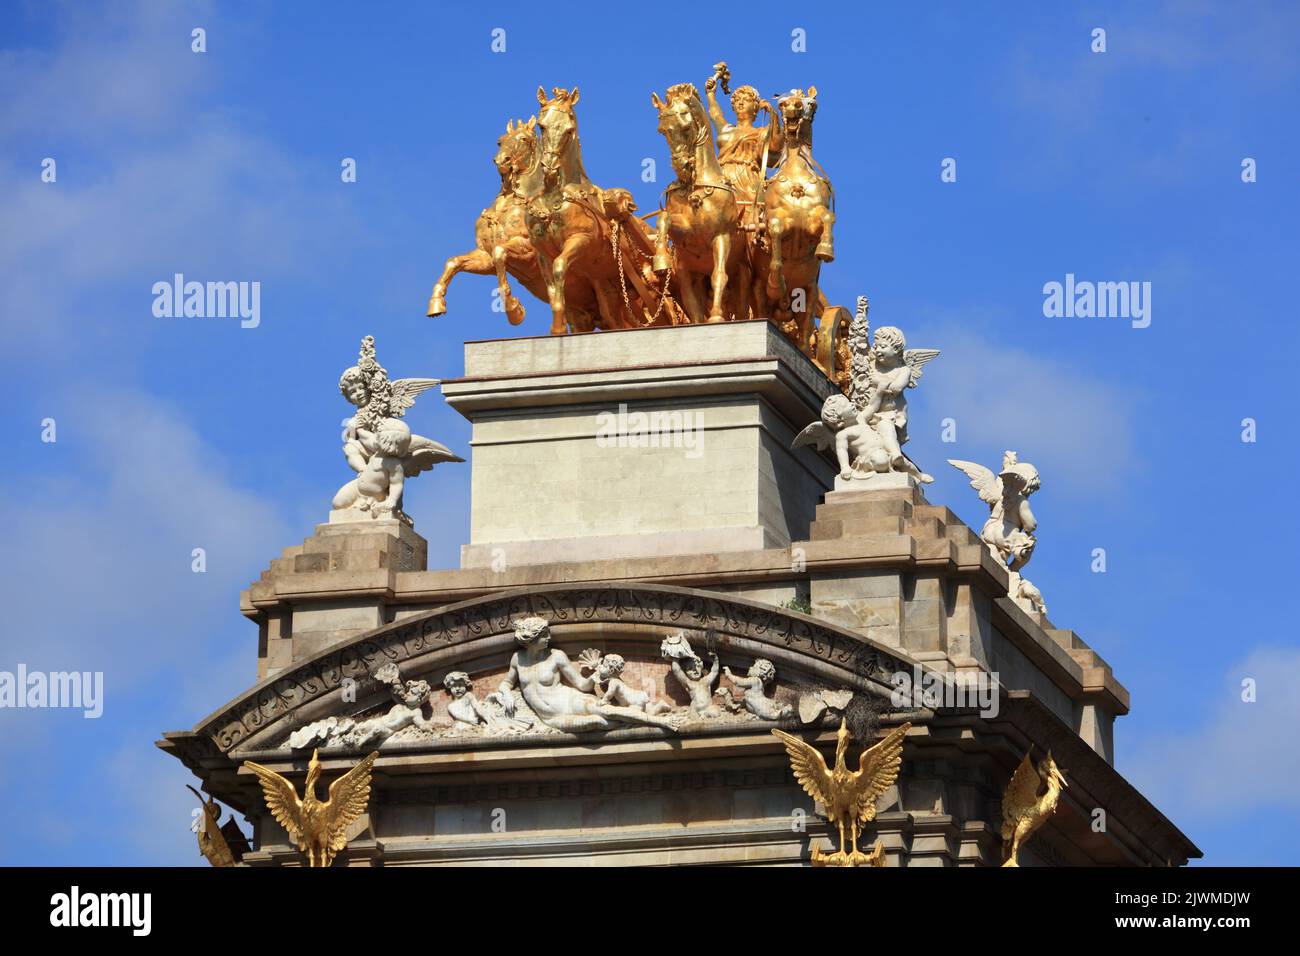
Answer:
[
  {"left": 772, "top": 719, "right": 911, "bottom": 866},
  {"left": 1000, "top": 750, "right": 1068, "bottom": 867},
  {"left": 186, "top": 785, "right": 248, "bottom": 867},
  {"left": 244, "top": 749, "right": 379, "bottom": 868}
]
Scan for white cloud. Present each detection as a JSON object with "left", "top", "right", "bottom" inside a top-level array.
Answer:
[
  {"left": 0, "top": 387, "right": 287, "bottom": 863},
  {"left": 908, "top": 323, "right": 1138, "bottom": 496},
  {"left": 0, "top": 0, "right": 212, "bottom": 139},
  {"left": 1126, "top": 646, "right": 1300, "bottom": 820}
]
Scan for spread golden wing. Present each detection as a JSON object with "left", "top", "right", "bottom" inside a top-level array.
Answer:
[
  {"left": 1002, "top": 751, "right": 1041, "bottom": 828},
  {"left": 323, "top": 751, "right": 379, "bottom": 854},
  {"left": 850, "top": 721, "right": 910, "bottom": 824},
  {"left": 244, "top": 761, "right": 306, "bottom": 848},
  {"left": 771, "top": 728, "right": 834, "bottom": 809}
]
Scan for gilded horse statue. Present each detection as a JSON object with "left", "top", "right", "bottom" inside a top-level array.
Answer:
[
  {"left": 426, "top": 117, "right": 600, "bottom": 331},
  {"left": 761, "top": 87, "right": 836, "bottom": 353},
  {"left": 651, "top": 82, "right": 749, "bottom": 324},
  {"left": 526, "top": 86, "right": 665, "bottom": 334}
]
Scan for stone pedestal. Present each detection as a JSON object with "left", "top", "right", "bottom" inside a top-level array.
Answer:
[
  {"left": 441, "top": 321, "right": 837, "bottom": 568},
  {"left": 247, "top": 518, "right": 428, "bottom": 679}
]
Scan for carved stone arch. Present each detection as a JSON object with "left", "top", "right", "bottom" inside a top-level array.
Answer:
[{"left": 197, "top": 583, "right": 916, "bottom": 756}]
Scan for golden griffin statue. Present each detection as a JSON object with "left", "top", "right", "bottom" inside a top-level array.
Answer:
[
  {"left": 1000, "top": 750, "right": 1068, "bottom": 867},
  {"left": 772, "top": 719, "right": 911, "bottom": 866},
  {"left": 244, "top": 749, "right": 379, "bottom": 868},
  {"left": 428, "top": 61, "right": 848, "bottom": 386}
]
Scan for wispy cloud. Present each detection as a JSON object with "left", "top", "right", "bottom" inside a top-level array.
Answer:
[
  {"left": 1124, "top": 646, "right": 1300, "bottom": 863},
  {"left": 909, "top": 322, "right": 1137, "bottom": 497}
]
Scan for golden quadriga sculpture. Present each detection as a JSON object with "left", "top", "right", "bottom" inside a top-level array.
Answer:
[
  {"left": 428, "top": 62, "right": 851, "bottom": 389},
  {"left": 773, "top": 719, "right": 911, "bottom": 866}
]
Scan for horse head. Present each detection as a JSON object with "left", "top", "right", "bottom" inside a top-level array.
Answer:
[
  {"left": 536, "top": 86, "right": 583, "bottom": 180},
  {"left": 495, "top": 117, "right": 539, "bottom": 191},
  {"left": 776, "top": 86, "right": 818, "bottom": 147},
  {"left": 652, "top": 83, "right": 710, "bottom": 183}
]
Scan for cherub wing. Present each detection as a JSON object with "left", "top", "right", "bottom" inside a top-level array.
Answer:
[
  {"left": 388, "top": 378, "right": 440, "bottom": 416},
  {"left": 793, "top": 421, "right": 834, "bottom": 452},
  {"left": 947, "top": 459, "right": 1001, "bottom": 506},
  {"left": 1002, "top": 751, "right": 1041, "bottom": 825},
  {"left": 401, "top": 433, "right": 466, "bottom": 478},
  {"left": 244, "top": 761, "right": 306, "bottom": 848},
  {"left": 323, "top": 751, "right": 379, "bottom": 854},
  {"left": 902, "top": 348, "right": 940, "bottom": 387},
  {"left": 771, "top": 728, "right": 835, "bottom": 809},
  {"left": 850, "top": 721, "right": 910, "bottom": 824}
]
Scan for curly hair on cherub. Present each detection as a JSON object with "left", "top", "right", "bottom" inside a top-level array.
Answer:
[
  {"left": 750, "top": 658, "right": 777, "bottom": 683},
  {"left": 597, "top": 653, "right": 627, "bottom": 679},
  {"left": 820, "top": 393, "right": 858, "bottom": 429},
  {"left": 872, "top": 326, "right": 906, "bottom": 354},
  {"left": 443, "top": 671, "right": 472, "bottom": 693}
]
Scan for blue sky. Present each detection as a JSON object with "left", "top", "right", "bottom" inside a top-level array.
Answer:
[{"left": 1, "top": 1, "right": 1297, "bottom": 865}]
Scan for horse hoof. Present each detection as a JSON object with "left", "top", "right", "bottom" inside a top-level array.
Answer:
[
  {"left": 707, "top": 314, "right": 725, "bottom": 324},
  {"left": 815, "top": 243, "right": 835, "bottom": 263},
  {"left": 427, "top": 295, "right": 447, "bottom": 317},
  {"left": 505, "top": 297, "right": 526, "bottom": 326}
]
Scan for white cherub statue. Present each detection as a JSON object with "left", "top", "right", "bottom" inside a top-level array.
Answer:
[
  {"left": 794, "top": 298, "right": 938, "bottom": 483},
  {"left": 719, "top": 658, "right": 793, "bottom": 720},
  {"left": 332, "top": 335, "right": 463, "bottom": 523},
  {"left": 948, "top": 451, "right": 1048, "bottom": 616}
]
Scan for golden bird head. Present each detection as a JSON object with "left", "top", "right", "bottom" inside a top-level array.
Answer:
[
  {"left": 834, "top": 718, "right": 852, "bottom": 759},
  {"left": 1039, "top": 751, "right": 1068, "bottom": 789},
  {"left": 186, "top": 784, "right": 220, "bottom": 822},
  {"left": 305, "top": 749, "right": 323, "bottom": 796}
]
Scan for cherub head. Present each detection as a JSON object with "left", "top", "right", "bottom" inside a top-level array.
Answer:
[
  {"left": 820, "top": 394, "right": 858, "bottom": 431},
  {"left": 749, "top": 658, "right": 777, "bottom": 684},
  {"left": 1000, "top": 451, "right": 1041, "bottom": 496},
  {"left": 596, "top": 653, "right": 627, "bottom": 681},
  {"left": 731, "top": 84, "right": 760, "bottom": 123},
  {"left": 373, "top": 419, "right": 412, "bottom": 457},
  {"left": 513, "top": 616, "right": 551, "bottom": 649},
  {"left": 400, "top": 678, "right": 432, "bottom": 707},
  {"left": 443, "top": 671, "right": 472, "bottom": 699},
  {"left": 339, "top": 366, "right": 371, "bottom": 408},
  {"left": 872, "top": 326, "right": 906, "bottom": 366}
]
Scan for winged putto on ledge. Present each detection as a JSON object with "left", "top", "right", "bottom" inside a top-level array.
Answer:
[
  {"left": 794, "top": 296, "right": 939, "bottom": 484},
  {"left": 948, "top": 451, "right": 1048, "bottom": 616},
  {"left": 332, "top": 335, "right": 463, "bottom": 525}
]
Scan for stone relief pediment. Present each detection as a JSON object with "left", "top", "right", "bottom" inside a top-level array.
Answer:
[
  {"left": 195, "top": 584, "right": 911, "bottom": 759},
  {"left": 279, "top": 621, "right": 859, "bottom": 754}
]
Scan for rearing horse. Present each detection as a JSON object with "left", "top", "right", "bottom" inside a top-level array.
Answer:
[
  {"left": 426, "top": 116, "right": 604, "bottom": 331},
  {"left": 651, "top": 83, "right": 749, "bottom": 324},
  {"left": 426, "top": 118, "right": 544, "bottom": 326},
  {"left": 762, "top": 87, "right": 836, "bottom": 352}
]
